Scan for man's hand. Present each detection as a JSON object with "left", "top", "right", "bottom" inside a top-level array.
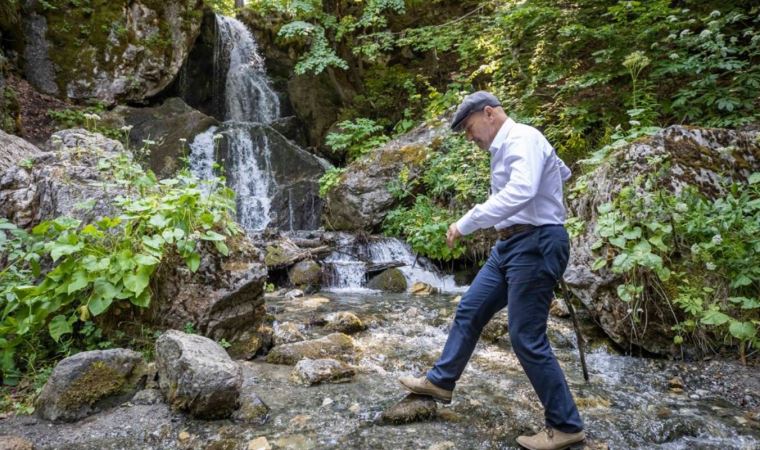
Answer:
[{"left": 446, "top": 222, "right": 462, "bottom": 248}]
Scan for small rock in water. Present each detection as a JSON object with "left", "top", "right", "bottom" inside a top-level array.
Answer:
[
  {"left": 285, "top": 289, "right": 304, "bottom": 299},
  {"left": 274, "top": 322, "right": 306, "bottom": 345},
  {"left": 178, "top": 431, "right": 191, "bottom": 442},
  {"left": 290, "top": 358, "right": 356, "bottom": 386},
  {"left": 247, "top": 437, "right": 271, "bottom": 450},
  {"left": 322, "top": 397, "right": 334, "bottom": 407},
  {"left": 482, "top": 312, "right": 508, "bottom": 343},
  {"left": 233, "top": 390, "right": 270, "bottom": 424},
  {"left": 298, "top": 296, "right": 331, "bottom": 308},
  {"left": 349, "top": 402, "right": 361, "bottom": 414},
  {"left": 411, "top": 282, "right": 438, "bottom": 296},
  {"left": 323, "top": 311, "right": 367, "bottom": 334},
  {"left": 450, "top": 295, "right": 462, "bottom": 304},
  {"left": 668, "top": 376, "right": 685, "bottom": 393},
  {"left": 267, "top": 333, "right": 357, "bottom": 365},
  {"left": 380, "top": 393, "right": 437, "bottom": 425}
]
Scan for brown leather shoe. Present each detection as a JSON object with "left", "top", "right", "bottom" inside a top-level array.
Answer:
[
  {"left": 516, "top": 427, "right": 585, "bottom": 450},
  {"left": 398, "top": 375, "right": 452, "bottom": 403}
]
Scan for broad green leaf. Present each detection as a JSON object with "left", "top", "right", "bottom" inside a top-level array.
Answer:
[
  {"left": 124, "top": 266, "right": 153, "bottom": 296},
  {"left": 728, "top": 321, "right": 757, "bottom": 340},
  {"left": 609, "top": 236, "right": 627, "bottom": 249},
  {"left": 700, "top": 310, "right": 731, "bottom": 326},
  {"left": 623, "top": 227, "right": 642, "bottom": 239},
  {"left": 731, "top": 274, "right": 753, "bottom": 288},
  {"left": 134, "top": 254, "right": 159, "bottom": 266},
  {"left": 591, "top": 257, "right": 607, "bottom": 271},
  {"left": 186, "top": 252, "right": 201, "bottom": 272},
  {"left": 49, "top": 315, "right": 73, "bottom": 342},
  {"left": 214, "top": 240, "right": 229, "bottom": 256},
  {"left": 201, "top": 231, "right": 225, "bottom": 241},
  {"left": 50, "top": 242, "right": 84, "bottom": 261},
  {"left": 67, "top": 271, "right": 90, "bottom": 295},
  {"left": 149, "top": 214, "right": 170, "bottom": 228},
  {"left": 130, "top": 289, "right": 151, "bottom": 308}
]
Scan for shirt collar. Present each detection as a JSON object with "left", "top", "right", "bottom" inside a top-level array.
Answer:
[{"left": 488, "top": 118, "right": 515, "bottom": 154}]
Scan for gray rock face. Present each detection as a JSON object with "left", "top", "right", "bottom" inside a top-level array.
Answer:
[
  {"left": 150, "top": 235, "right": 269, "bottom": 343},
  {"left": 288, "top": 260, "right": 322, "bottom": 288},
  {"left": 0, "top": 129, "right": 126, "bottom": 228},
  {"left": 21, "top": 12, "right": 58, "bottom": 96},
  {"left": 0, "top": 130, "right": 42, "bottom": 172},
  {"left": 367, "top": 268, "right": 408, "bottom": 293},
  {"left": 566, "top": 125, "right": 760, "bottom": 355},
  {"left": 265, "top": 333, "right": 357, "bottom": 365},
  {"left": 155, "top": 330, "right": 242, "bottom": 419},
  {"left": 35, "top": 349, "right": 147, "bottom": 423},
  {"left": 20, "top": 0, "right": 205, "bottom": 104},
  {"left": 380, "top": 394, "right": 437, "bottom": 424},
  {"left": 103, "top": 97, "right": 218, "bottom": 178},
  {"left": 233, "top": 363, "right": 270, "bottom": 424},
  {"left": 289, "top": 358, "right": 355, "bottom": 386},
  {"left": 217, "top": 123, "right": 327, "bottom": 231},
  {"left": 323, "top": 120, "right": 447, "bottom": 231}
]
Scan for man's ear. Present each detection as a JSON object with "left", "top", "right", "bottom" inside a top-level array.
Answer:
[{"left": 483, "top": 105, "right": 494, "bottom": 120}]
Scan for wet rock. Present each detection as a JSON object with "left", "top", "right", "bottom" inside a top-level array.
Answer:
[
  {"left": 324, "top": 121, "right": 447, "bottom": 231},
  {"left": 265, "top": 238, "right": 307, "bottom": 268},
  {"left": 247, "top": 437, "right": 271, "bottom": 450},
  {"left": 274, "top": 322, "right": 306, "bottom": 345},
  {"left": 155, "top": 330, "right": 242, "bottom": 419},
  {"left": 226, "top": 326, "right": 273, "bottom": 361},
  {"left": 0, "top": 129, "right": 126, "bottom": 228},
  {"left": 285, "top": 289, "right": 305, "bottom": 299},
  {"left": 549, "top": 297, "right": 570, "bottom": 318},
  {"left": 266, "top": 333, "right": 357, "bottom": 365},
  {"left": 380, "top": 393, "right": 437, "bottom": 424},
  {"left": 0, "top": 130, "right": 42, "bottom": 172},
  {"left": 323, "top": 311, "right": 367, "bottom": 334},
  {"left": 482, "top": 312, "right": 509, "bottom": 343},
  {"left": 217, "top": 123, "right": 327, "bottom": 230},
  {"left": 288, "top": 260, "right": 322, "bottom": 289},
  {"left": 668, "top": 376, "right": 685, "bottom": 392},
  {"left": 102, "top": 97, "right": 218, "bottom": 178},
  {"left": 233, "top": 390, "right": 270, "bottom": 425},
  {"left": 367, "top": 268, "right": 408, "bottom": 292},
  {"left": 411, "top": 282, "right": 438, "bottom": 296},
  {"left": 35, "top": 349, "right": 147, "bottom": 423},
  {"left": 294, "top": 296, "right": 331, "bottom": 309},
  {"left": 289, "top": 358, "right": 356, "bottom": 386},
  {"left": 0, "top": 435, "right": 34, "bottom": 450},
  {"left": 565, "top": 125, "right": 760, "bottom": 355}
]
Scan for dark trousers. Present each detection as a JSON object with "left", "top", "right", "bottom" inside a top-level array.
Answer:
[{"left": 427, "top": 224, "right": 583, "bottom": 433}]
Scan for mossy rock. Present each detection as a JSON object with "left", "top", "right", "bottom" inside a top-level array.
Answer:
[
  {"left": 35, "top": 349, "right": 147, "bottom": 422},
  {"left": 380, "top": 394, "right": 437, "bottom": 425},
  {"left": 288, "top": 259, "right": 322, "bottom": 288},
  {"left": 367, "top": 268, "right": 408, "bottom": 293},
  {"left": 265, "top": 333, "right": 357, "bottom": 365}
]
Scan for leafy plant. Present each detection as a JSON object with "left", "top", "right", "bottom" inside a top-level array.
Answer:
[
  {"left": 0, "top": 151, "right": 241, "bottom": 383},
  {"left": 318, "top": 167, "right": 346, "bottom": 198},
  {"left": 325, "top": 118, "right": 389, "bottom": 161}
]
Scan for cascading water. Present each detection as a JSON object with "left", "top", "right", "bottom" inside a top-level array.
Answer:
[
  {"left": 322, "top": 235, "right": 465, "bottom": 293},
  {"left": 190, "top": 15, "right": 280, "bottom": 232}
]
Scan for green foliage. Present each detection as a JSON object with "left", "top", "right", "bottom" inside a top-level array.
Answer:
[
  {"left": 47, "top": 104, "right": 122, "bottom": 141},
  {"left": 0, "top": 153, "right": 241, "bottom": 384},
  {"left": 325, "top": 118, "right": 389, "bottom": 161},
  {"left": 384, "top": 195, "right": 466, "bottom": 261},
  {"left": 204, "top": 0, "right": 237, "bottom": 16},
  {"left": 382, "top": 135, "right": 489, "bottom": 261},
  {"left": 590, "top": 162, "right": 760, "bottom": 353},
  {"left": 318, "top": 167, "right": 346, "bottom": 198}
]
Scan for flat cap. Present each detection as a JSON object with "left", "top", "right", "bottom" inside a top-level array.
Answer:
[{"left": 450, "top": 91, "right": 502, "bottom": 132}]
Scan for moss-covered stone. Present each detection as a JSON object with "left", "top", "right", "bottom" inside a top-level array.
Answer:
[
  {"left": 57, "top": 361, "right": 126, "bottom": 410},
  {"left": 265, "top": 333, "right": 357, "bottom": 365},
  {"left": 367, "top": 268, "right": 407, "bottom": 293}
]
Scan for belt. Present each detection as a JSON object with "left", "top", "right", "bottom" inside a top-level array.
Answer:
[{"left": 497, "top": 224, "right": 536, "bottom": 240}]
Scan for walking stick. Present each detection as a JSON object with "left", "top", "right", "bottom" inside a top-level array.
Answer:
[{"left": 560, "top": 280, "right": 589, "bottom": 382}]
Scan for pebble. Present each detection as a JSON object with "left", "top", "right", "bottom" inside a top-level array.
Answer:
[
  {"left": 322, "top": 397, "right": 334, "bottom": 407},
  {"left": 178, "top": 431, "right": 191, "bottom": 442},
  {"left": 247, "top": 437, "right": 271, "bottom": 450}
]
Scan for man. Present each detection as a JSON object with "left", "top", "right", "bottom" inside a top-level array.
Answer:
[{"left": 399, "top": 91, "right": 585, "bottom": 450}]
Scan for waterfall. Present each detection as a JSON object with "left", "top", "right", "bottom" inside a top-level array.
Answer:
[
  {"left": 322, "top": 236, "right": 465, "bottom": 293},
  {"left": 215, "top": 15, "right": 280, "bottom": 122},
  {"left": 190, "top": 15, "right": 280, "bottom": 232}
]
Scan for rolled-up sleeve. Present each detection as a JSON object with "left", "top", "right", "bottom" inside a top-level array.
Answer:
[
  {"left": 455, "top": 141, "right": 545, "bottom": 235},
  {"left": 558, "top": 156, "right": 572, "bottom": 182}
]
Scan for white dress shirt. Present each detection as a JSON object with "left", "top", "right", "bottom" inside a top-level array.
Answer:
[{"left": 455, "top": 118, "right": 572, "bottom": 236}]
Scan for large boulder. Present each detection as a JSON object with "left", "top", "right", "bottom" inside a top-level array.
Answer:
[
  {"left": 150, "top": 234, "right": 269, "bottom": 343},
  {"left": 367, "top": 268, "right": 407, "bottom": 292},
  {"left": 35, "top": 349, "right": 147, "bottom": 422},
  {"left": 565, "top": 126, "right": 760, "bottom": 355},
  {"left": 18, "top": 0, "right": 205, "bottom": 104},
  {"left": 323, "top": 120, "right": 447, "bottom": 231},
  {"left": 0, "top": 130, "right": 42, "bottom": 172},
  {"left": 217, "top": 123, "right": 328, "bottom": 231},
  {"left": 288, "top": 259, "right": 322, "bottom": 288},
  {"left": 103, "top": 97, "right": 218, "bottom": 178},
  {"left": 0, "top": 129, "right": 126, "bottom": 228},
  {"left": 155, "top": 330, "right": 242, "bottom": 419}
]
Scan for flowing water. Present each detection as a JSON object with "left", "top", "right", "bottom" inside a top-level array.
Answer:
[
  {"left": 189, "top": 15, "right": 281, "bottom": 232},
  {"left": 322, "top": 235, "right": 465, "bottom": 293},
  {"left": 5, "top": 291, "right": 758, "bottom": 449}
]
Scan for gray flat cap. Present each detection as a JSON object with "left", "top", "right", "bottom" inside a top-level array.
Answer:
[{"left": 450, "top": 91, "right": 502, "bottom": 131}]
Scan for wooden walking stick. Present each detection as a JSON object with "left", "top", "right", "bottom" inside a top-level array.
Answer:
[{"left": 560, "top": 280, "right": 589, "bottom": 382}]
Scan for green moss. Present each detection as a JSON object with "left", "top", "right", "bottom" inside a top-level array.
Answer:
[{"left": 57, "top": 361, "right": 126, "bottom": 409}]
